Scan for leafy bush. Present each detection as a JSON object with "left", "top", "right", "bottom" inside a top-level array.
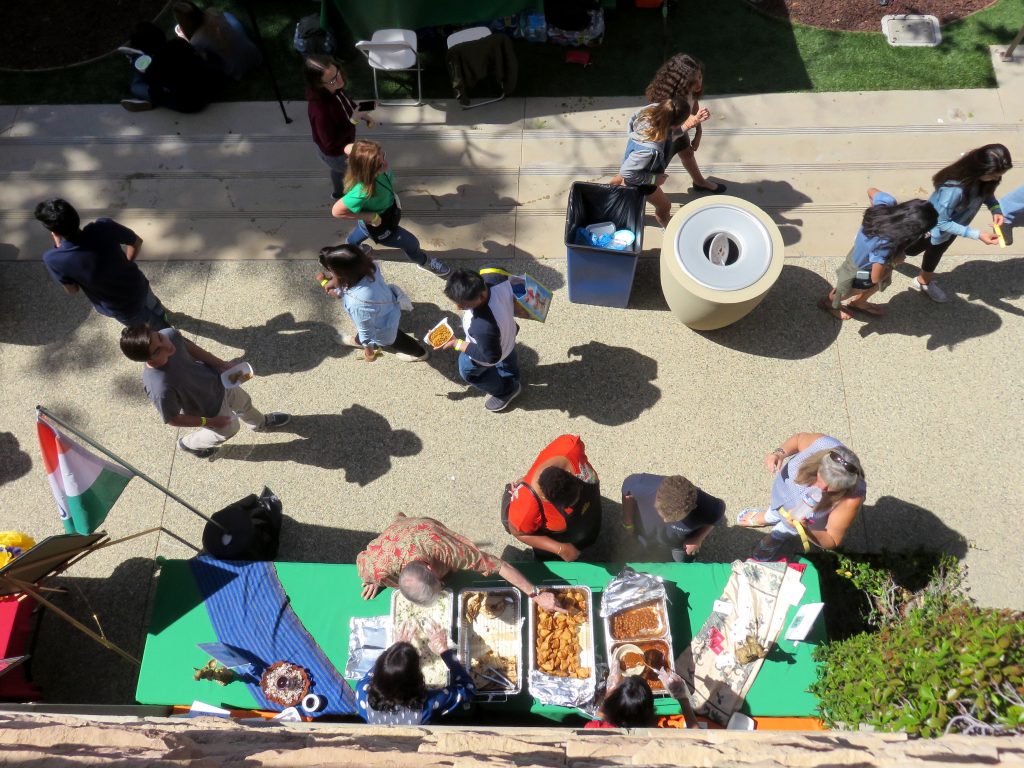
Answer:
[{"left": 812, "top": 556, "right": 1024, "bottom": 736}]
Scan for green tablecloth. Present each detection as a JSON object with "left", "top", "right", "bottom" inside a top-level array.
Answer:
[{"left": 136, "top": 559, "right": 823, "bottom": 722}]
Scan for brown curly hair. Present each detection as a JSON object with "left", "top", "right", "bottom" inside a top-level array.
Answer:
[
  {"left": 644, "top": 53, "right": 704, "bottom": 104},
  {"left": 654, "top": 475, "right": 698, "bottom": 523}
]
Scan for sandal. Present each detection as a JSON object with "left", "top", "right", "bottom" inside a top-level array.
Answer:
[
  {"left": 690, "top": 181, "right": 727, "bottom": 195},
  {"left": 817, "top": 297, "right": 852, "bottom": 320},
  {"left": 736, "top": 508, "right": 768, "bottom": 527}
]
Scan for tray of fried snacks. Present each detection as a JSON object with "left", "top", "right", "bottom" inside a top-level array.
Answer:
[
  {"left": 423, "top": 318, "right": 455, "bottom": 349},
  {"left": 527, "top": 585, "right": 596, "bottom": 696},
  {"left": 457, "top": 588, "right": 523, "bottom": 700},
  {"left": 390, "top": 589, "right": 454, "bottom": 688},
  {"left": 608, "top": 638, "right": 675, "bottom": 693}
]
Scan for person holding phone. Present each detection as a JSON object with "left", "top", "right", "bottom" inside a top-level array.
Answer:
[
  {"left": 820, "top": 188, "right": 937, "bottom": 320},
  {"left": 303, "top": 54, "right": 377, "bottom": 199}
]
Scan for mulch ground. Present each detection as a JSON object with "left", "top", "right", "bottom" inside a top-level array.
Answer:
[
  {"left": 0, "top": 0, "right": 168, "bottom": 71},
  {"left": 745, "top": 0, "right": 997, "bottom": 33}
]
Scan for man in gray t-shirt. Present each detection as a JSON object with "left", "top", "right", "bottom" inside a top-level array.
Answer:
[{"left": 120, "top": 325, "right": 290, "bottom": 458}]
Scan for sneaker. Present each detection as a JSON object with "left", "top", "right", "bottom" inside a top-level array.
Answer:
[
  {"left": 121, "top": 99, "right": 154, "bottom": 112},
  {"left": 418, "top": 258, "right": 451, "bottom": 279},
  {"left": 484, "top": 382, "right": 522, "bottom": 413},
  {"left": 260, "top": 413, "right": 291, "bottom": 429},
  {"left": 910, "top": 277, "right": 948, "bottom": 303},
  {"left": 177, "top": 437, "right": 217, "bottom": 459},
  {"left": 395, "top": 348, "right": 430, "bottom": 362},
  {"left": 334, "top": 332, "right": 362, "bottom": 347},
  {"left": 358, "top": 243, "right": 373, "bottom": 256}
]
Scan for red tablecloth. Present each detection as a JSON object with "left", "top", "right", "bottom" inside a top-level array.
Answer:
[{"left": 0, "top": 594, "right": 40, "bottom": 700}]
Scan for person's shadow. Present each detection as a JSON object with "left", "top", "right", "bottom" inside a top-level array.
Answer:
[
  {"left": 173, "top": 312, "right": 341, "bottom": 376},
  {"left": 0, "top": 432, "right": 32, "bottom": 488},
  {"left": 511, "top": 341, "right": 661, "bottom": 426},
  {"left": 859, "top": 271, "right": 1002, "bottom": 350},
  {"left": 944, "top": 256, "right": 1024, "bottom": 318},
  {"left": 0, "top": 262, "right": 93, "bottom": 347},
  {"left": 215, "top": 408, "right": 422, "bottom": 486},
  {"left": 847, "top": 495, "right": 969, "bottom": 558}
]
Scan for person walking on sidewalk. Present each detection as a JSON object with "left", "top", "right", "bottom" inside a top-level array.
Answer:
[
  {"left": 315, "top": 243, "right": 429, "bottom": 362},
  {"left": 119, "top": 325, "right": 290, "bottom": 458},
  {"left": 304, "top": 55, "right": 376, "bottom": 199},
  {"left": 820, "top": 188, "right": 937, "bottom": 320},
  {"left": 737, "top": 432, "right": 865, "bottom": 561},
  {"left": 997, "top": 181, "right": 1024, "bottom": 246},
  {"left": 35, "top": 198, "right": 170, "bottom": 328},
  {"left": 905, "top": 144, "right": 1012, "bottom": 303},
  {"left": 439, "top": 269, "right": 521, "bottom": 412},
  {"left": 643, "top": 53, "right": 724, "bottom": 196},
  {"left": 331, "top": 140, "right": 451, "bottom": 278}
]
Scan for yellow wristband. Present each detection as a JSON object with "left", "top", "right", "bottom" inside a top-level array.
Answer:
[
  {"left": 200, "top": 416, "right": 207, "bottom": 427},
  {"left": 320, "top": 278, "right": 330, "bottom": 287}
]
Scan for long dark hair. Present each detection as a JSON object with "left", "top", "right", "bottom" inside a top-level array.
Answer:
[
  {"left": 318, "top": 244, "right": 376, "bottom": 289},
  {"left": 645, "top": 53, "right": 704, "bottom": 103},
  {"left": 933, "top": 144, "right": 1012, "bottom": 200},
  {"left": 603, "top": 676, "right": 656, "bottom": 728},
  {"left": 861, "top": 198, "right": 937, "bottom": 256},
  {"left": 366, "top": 642, "right": 427, "bottom": 713}
]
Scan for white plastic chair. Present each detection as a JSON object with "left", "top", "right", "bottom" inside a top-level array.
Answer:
[{"left": 355, "top": 29, "right": 422, "bottom": 106}]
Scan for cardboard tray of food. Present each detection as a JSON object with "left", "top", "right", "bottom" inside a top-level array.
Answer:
[
  {"left": 390, "top": 588, "right": 454, "bottom": 689},
  {"left": 527, "top": 585, "right": 597, "bottom": 692},
  {"left": 456, "top": 587, "right": 523, "bottom": 701},
  {"left": 602, "top": 597, "right": 675, "bottom": 695}
]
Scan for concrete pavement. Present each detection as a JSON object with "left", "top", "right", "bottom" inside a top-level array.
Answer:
[{"left": 1, "top": 47, "right": 1023, "bottom": 704}]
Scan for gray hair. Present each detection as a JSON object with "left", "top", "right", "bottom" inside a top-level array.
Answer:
[
  {"left": 817, "top": 446, "right": 864, "bottom": 492},
  {"left": 398, "top": 561, "right": 442, "bottom": 606}
]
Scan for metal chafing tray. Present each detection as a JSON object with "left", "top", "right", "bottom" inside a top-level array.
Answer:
[
  {"left": 457, "top": 587, "right": 523, "bottom": 701},
  {"left": 602, "top": 597, "right": 676, "bottom": 696},
  {"left": 390, "top": 588, "right": 454, "bottom": 688},
  {"left": 527, "top": 584, "right": 597, "bottom": 693}
]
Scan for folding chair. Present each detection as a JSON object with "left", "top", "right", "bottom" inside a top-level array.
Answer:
[
  {"left": 445, "top": 28, "right": 516, "bottom": 110},
  {"left": 355, "top": 29, "right": 422, "bottom": 106}
]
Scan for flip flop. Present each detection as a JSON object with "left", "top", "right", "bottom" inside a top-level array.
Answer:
[
  {"left": 847, "top": 302, "right": 886, "bottom": 317},
  {"left": 690, "top": 181, "right": 727, "bottom": 195}
]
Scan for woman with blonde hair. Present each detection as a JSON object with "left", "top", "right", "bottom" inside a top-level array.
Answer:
[
  {"left": 331, "top": 140, "right": 450, "bottom": 278},
  {"left": 738, "top": 432, "right": 865, "bottom": 561}
]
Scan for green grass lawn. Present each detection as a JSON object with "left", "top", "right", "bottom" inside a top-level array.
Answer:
[{"left": 0, "top": 0, "right": 1018, "bottom": 106}]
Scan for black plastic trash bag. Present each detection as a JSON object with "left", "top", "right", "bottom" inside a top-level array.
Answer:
[
  {"left": 203, "top": 486, "right": 283, "bottom": 561},
  {"left": 564, "top": 182, "right": 646, "bottom": 256}
]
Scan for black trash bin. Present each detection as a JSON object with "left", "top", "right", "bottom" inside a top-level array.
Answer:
[{"left": 564, "top": 182, "right": 646, "bottom": 308}]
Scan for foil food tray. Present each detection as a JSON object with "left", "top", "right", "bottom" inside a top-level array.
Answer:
[{"left": 456, "top": 587, "right": 523, "bottom": 701}]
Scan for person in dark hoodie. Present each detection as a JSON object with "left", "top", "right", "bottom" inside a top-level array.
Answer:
[
  {"left": 303, "top": 55, "right": 376, "bottom": 199},
  {"left": 120, "top": 21, "right": 218, "bottom": 113}
]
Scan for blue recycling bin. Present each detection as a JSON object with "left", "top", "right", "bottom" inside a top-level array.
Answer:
[{"left": 564, "top": 182, "right": 646, "bottom": 308}]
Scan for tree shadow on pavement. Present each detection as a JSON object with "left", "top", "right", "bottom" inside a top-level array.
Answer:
[
  {"left": 860, "top": 269, "right": 1002, "bottom": 350},
  {"left": 0, "top": 432, "right": 32, "bottom": 487},
  {"left": 513, "top": 341, "right": 660, "bottom": 426},
  {"left": 173, "top": 312, "right": 342, "bottom": 377},
  {"left": 697, "top": 264, "right": 840, "bottom": 359},
  {"left": 215, "top": 409, "right": 422, "bottom": 486},
  {"left": 400, "top": 184, "right": 519, "bottom": 225}
]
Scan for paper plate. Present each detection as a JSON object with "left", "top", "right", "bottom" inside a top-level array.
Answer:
[{"left": 221, "top": 362, "right": 254, "bottom": 388}]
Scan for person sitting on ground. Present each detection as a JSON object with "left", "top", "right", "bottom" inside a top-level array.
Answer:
[
  {"left": 356, "top": 513, "right": 563, "bottom": 613},
  {"left": 622, "top": 472, "right": 725, "bottom": 563},
  {"left": 502, "top": 435, "right": 602, "bottom": 561},
  {"left": 737, "top": 432, "right": 865, "bottom": 561},
  {"left": 120, "top": 21, "right": 217, "bottom": 113},
  {"left": 586, "top": 663, "right": 698, "bottom": 729},
  {"left": 119, "top": 324, "right": 290, "bottom": 458},
  {"left": 820, "top": 188, "right": 937, "bottom": 320},
  {"left": 35, "top": 198, "right": 170, "bottom": 328},
  {"left": 172, "top": 1, "right": 261, "bottom": 81},
  {"left": 439, "top": 268, "right": 523, "bottom": 413},
  {"left": 355, "top": 618, "right": 474, "bottom": 725}
]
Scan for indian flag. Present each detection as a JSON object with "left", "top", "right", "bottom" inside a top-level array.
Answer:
[{"left": 37, "top": 418, "right": 132, "bottom": 535}]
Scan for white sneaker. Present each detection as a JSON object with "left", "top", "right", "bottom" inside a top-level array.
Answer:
[{"left": 910, "top": 277, "right": 948, "bottom": 303}]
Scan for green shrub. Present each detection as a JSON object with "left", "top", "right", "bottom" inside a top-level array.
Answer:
[{"left": 812, "top": 557, "right": 1024, "bottom": 736}]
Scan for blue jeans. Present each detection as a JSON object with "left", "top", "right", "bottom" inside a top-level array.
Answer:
[
  {"left": 347, "top": 219, "right": 428, "bottom": 268},
  {"left": 118, "top": 287, "right": 169, "bottom": 328},
  {"left": 316, "top": 148, "right": 348, "bottom": 199},
  {"left": 458, "top": 348, "right": 519, "bottom": 399}
]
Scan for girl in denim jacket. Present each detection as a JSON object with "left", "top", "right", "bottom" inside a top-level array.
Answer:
[{"left": 906, "top": 144, "right": 1012, "bottom": 303}]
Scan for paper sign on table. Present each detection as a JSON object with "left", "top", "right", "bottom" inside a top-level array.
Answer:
[{"left": 784, "top": 602, "right": 824, "bottom": 645}]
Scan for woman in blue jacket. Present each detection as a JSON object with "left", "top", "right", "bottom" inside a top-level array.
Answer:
[
  {"left": 906, "top": 144, "right": 1012, "bottom": 303},
  {"left": 316, "top": 243, "right": 428, "bottom": 362}
]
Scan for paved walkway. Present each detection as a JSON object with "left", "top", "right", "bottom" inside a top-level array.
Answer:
[{"left": 1, "top": 48, "right": 1022, "bottom": 704}]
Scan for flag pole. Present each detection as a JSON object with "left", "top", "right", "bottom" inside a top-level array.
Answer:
[{"left": 36, "top": 405, "right": 226, "bottom": 532}]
